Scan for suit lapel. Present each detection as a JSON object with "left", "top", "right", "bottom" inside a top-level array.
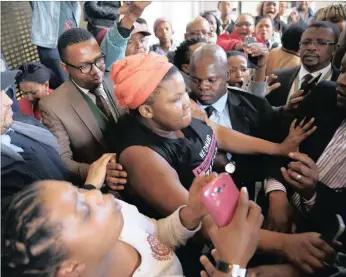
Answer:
[
  {"left": 67, "top": 80, "right": 107, "bottom": 148},
  {"left": 281, "top": 67, "right": 300, "bottom": 103},
  {"left": 227, "top": 92, "right": 250, "bottom": 135},
  {"left": 267, "top": 66, "right": 300, "bottom": 106}
]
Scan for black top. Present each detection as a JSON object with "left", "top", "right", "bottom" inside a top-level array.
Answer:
[{"left": 117, "top": 114, "right": 218, "bottom": 190}]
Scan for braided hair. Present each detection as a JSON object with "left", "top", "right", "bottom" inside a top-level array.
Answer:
[
  {"left": 316, "top": 3, "right": 346, "bottom": 23},
  {"left": 2, "top": 183, "right": 68, "bottom": 277}
]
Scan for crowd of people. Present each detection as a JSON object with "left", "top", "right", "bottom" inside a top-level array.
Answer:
[{"left": 1, "top": 1, "right": 346, "bottom": 277}]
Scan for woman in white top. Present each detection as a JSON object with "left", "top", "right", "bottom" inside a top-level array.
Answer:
[{"left": 1, "top": 153, "right": 217, "bottom": 277}]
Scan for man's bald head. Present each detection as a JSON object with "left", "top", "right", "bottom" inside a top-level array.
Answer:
[
  {"left": 188, "top": 44, "right": 229, "bottom": 105},
  {"left": 189, "top": 44, "right": 228, "bottom": 76},
  {"left": 185, "top": 16, "right": 211, "bottom": 41}
]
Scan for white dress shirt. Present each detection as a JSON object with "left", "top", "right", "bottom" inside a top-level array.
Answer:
[
  {"left": 1, "top": 129, "right": 24, "bottom": 153},
  {"left": 71, "top": 79, "right": 107, "bottom": 104},
  {"left": 286, "top": 63, "right": 332, "bottom": 103},
  {"left": 198, "top": 93, "right": 233, "bottom": 130},
  {"left": 198, "top": 92, "right": 233, "bottom": 159}
]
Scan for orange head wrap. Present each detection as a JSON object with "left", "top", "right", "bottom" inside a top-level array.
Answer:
[{"left": 110, "top": 52, "right": 173, "bottom": 109}]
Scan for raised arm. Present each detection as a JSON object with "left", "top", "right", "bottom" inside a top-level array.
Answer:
[
  {"left": 190, "top": 99, "right": 315, "bottom": 157},
  {"left": 101, "top": 2, "right": 151, "bottom": 70}
]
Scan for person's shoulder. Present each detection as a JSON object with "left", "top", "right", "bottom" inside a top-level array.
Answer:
[
  {"left": 316, "top": 80, "right": 337, "bottom": 90},
  {"left": 227, "top": 87, "right": 267, "bottom": 105},
  {"left": 40, "top": 80, "right": 73, "bottom": 106},
  {"left": 269, "top": 47, "right": 281, "bottom": 54},
  {"left": 117, "top": 113, "right": 137, "bottom": 129},
  {"left": 13, "top": 114, "right": 47, "bottom": 129},
  {"left": 273, "top": 65, "right": 300, "bottom": 76}
]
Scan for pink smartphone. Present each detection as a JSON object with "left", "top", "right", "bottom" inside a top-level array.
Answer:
[{"left": 201, "top": 173, "right": 240, "bottom": 227}]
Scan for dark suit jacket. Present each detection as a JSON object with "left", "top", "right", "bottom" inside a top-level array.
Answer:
[
  {"left": 1, "top": 116, "right": 67, "bottom": 214},
  {"left": 267, "top": 81, "right": 346, "bottom": 244},
  {"left": 266, "top": 65, "right": 340, "bottom": 107},
  {"left": 39, "top": 73, "right": 126, "bottom": 182},
  {"left": 221, "top": 88, "right": 282, "bottom": 198}
]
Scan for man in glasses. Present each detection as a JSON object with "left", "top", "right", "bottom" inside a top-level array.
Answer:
[
  {"left": 39, "top": 28, "right": 126, "bottom": 185},
  {"left": 266, "top": 21, "right": 341, "bottom": 107}
]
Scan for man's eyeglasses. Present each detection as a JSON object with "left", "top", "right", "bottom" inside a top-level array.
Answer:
[
  {"left": 299, "top": 40, "right": 337, "bottom": 47},
  {"left": 64, "top": 54, "right": 106, "bottom": 74}
]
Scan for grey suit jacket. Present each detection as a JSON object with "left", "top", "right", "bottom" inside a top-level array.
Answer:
[{"left": 39, "top": 73, "right": 125, "bottom": 182}]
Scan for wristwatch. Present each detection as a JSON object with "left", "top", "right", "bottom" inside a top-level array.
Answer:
[{"left": 216, "top": 260, "right": 247, "bottom": 277}]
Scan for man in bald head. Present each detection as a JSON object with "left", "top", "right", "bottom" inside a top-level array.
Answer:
[
  {"left": 185, "top": 16, "right": 212, "bottom": 42},
  {"left": 167, "top": 16, "right": 211, "bottom": 63},
  {"left": 189, "top": 44, "right": 282, "bottom": 199}
]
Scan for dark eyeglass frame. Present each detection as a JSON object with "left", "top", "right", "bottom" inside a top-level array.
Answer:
[
  {"left": 299, "top": 40, "right": 337, "bottom": 47},
  {"left": 64, "top": 53, "right": 106, "bottom": 74}
]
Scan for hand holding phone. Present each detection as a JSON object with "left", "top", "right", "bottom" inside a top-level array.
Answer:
[
  {"left": 243, "top": 36, "right": 259, "bottom": 67},
  {"left": 201, "top": 173, "right": 240, "bottom": 227},
  {"left": 205, "top": 186, "right": 263, "bottom": 268}
]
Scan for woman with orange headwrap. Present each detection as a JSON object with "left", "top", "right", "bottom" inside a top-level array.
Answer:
[{"left": 110, "top": 52, "right": 315, "bottom": 276}]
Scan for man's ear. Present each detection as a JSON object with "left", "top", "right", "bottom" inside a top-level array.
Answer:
[
  {"left": 60, "top": 62, "right": 68, "bottom": 73},
  {"left": 226, "top": 69, "right": 231, "bottom": 82},
  {"left": 56, "top": 260, "right": 86, "bottom": 277},
  {"left": 182, "top": 64, "right": 189, "bottom": 74},
  {"left": 138, "top": 104, "right": 154, "bottom": 119}
]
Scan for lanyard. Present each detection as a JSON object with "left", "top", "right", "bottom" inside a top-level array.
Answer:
[{"left": 294, "top": 67, "right": 333, "bottom": 92}]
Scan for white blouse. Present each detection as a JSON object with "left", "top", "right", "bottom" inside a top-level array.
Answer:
[{"left": 118, "top": 200, "right": 201, "bottom": 277}]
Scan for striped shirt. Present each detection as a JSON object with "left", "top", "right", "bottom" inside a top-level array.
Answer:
[{"left": 266, "top": 120, "right": 346, "bottom": 211}]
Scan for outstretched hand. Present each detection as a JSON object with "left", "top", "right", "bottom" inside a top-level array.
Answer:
[
  {"left": 279, "top": 118, "right": 317, "bottom": 156},
  {"left": 266, "top": 74, "right": 281, "bottom": 95}
]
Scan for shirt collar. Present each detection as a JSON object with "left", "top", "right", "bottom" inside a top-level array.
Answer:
[
  {"left": 198, "top": 92, "right": 228, "bottom": 113},
  {"left": 299, "top": 63, "right": 332, "bottom": 82},
  {"left": 1, "top": 129, "right": 24, "bottom": 153},
  {"left": 71, "top": 78, "right": 104, "bottom": 94}
]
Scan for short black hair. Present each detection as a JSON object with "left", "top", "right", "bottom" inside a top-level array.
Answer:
[
  {"left": 136, "top": 18, "right": 147, "bottom": 25},
  {"left": 282, "top": 23, "right": 307, "bottom": 52},
  {"left": 226, "top": 50, "right": 249, "bottom": 66},
  {"left": 201, "top": 12, "right": 222, "bottom": 36},
  {"left": 255, "top": 15, "right": 274, "bottom": 27},
  {"left": 174, "top": 38, "right": 207, "bottom": 71},
  {"left": 306, "top": 21, "right": 340, "bottom": 43},
  {"left": 226, "top": 50, "right": 247, "bottom": 59},
  {"left": 57, "top": 28, "right": 95, "bottom": 62}
]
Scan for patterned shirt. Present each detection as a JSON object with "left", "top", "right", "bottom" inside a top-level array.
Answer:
[{"left": 266, "top": 120, "right": 346, "bottom": 211}]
